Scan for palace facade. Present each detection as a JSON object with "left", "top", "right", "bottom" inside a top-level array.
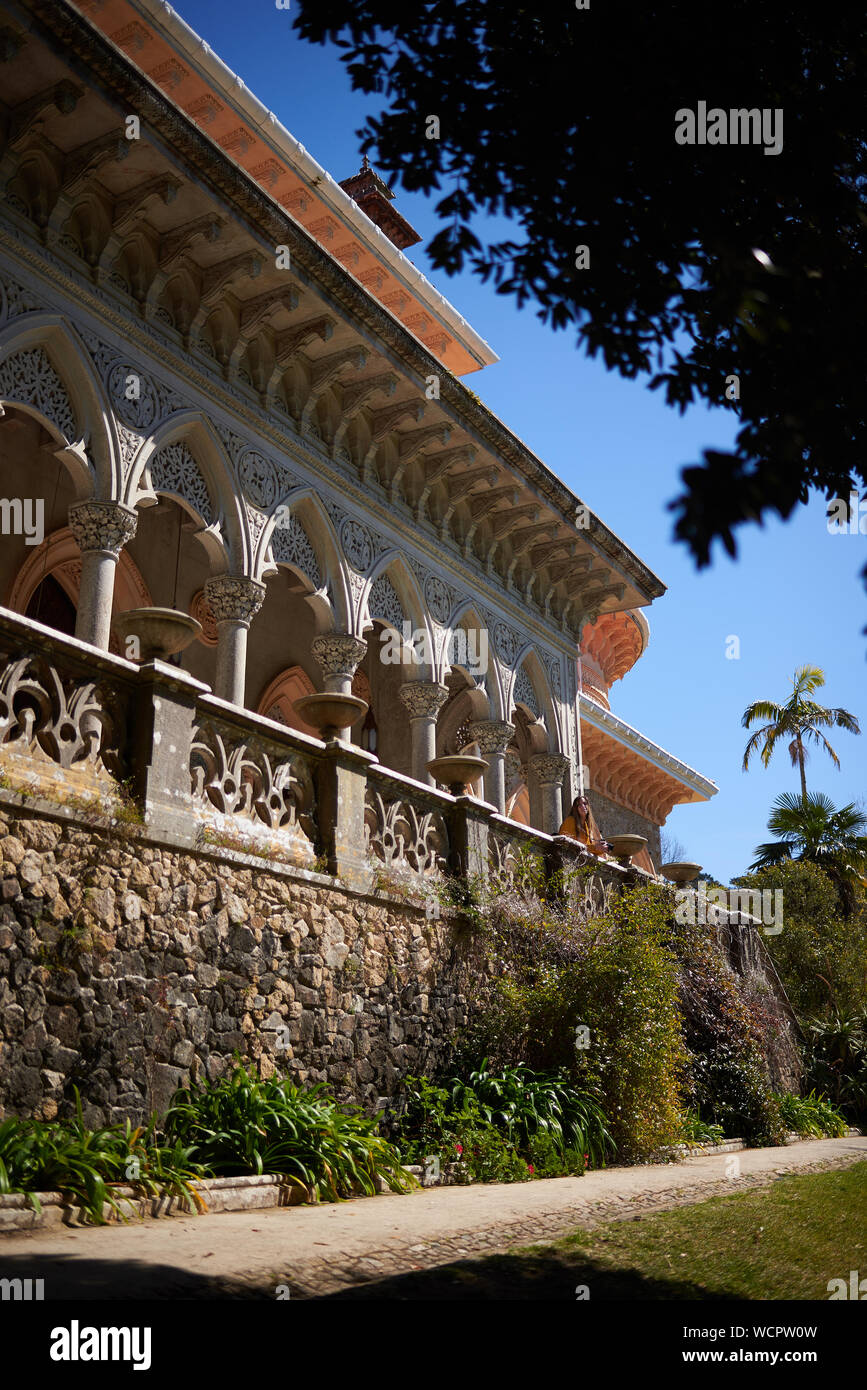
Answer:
[{"left": 0, "top": 0, "right": 716, "bottom": 878}]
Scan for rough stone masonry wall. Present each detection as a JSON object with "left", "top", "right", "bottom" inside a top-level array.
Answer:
[{"left": 0, "top": 806, "right": 472, "bottom": 1126}]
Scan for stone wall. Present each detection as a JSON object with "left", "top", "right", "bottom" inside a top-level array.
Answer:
[
  {"left": 0, "top": 805, "right": 472, "bottom": 1126},
  {"left": 0, "top": 796, "right": 802, "bottom": 1126}
]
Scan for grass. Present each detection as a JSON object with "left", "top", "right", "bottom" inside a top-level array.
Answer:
[{"left": 320, "top": 1163, "right": 867, "bottom": 1300}]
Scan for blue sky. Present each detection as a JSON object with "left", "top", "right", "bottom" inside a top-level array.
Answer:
[{"left": 174, "top": 1, "right": 866, "bottom": 882}]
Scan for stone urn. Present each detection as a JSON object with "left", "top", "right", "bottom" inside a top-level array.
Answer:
[
  {"left": 113, "top": 607, "right": 202, "bottom": 662},
  {"left": 660, "top": 861, "right": 702, "bottom": 887},
  {"left": 608, "top": 833, "right": 648, "bottom": 867},
  {"left": 293, "top": 692, "right": 368, "bottom": 740},
  {"left": 427, "top": 754, "right": 488, "bottom": 796}
]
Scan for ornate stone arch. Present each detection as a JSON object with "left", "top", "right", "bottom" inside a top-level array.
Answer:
[
  {"left": 0, "top": 315, "right": 115, "bottom": 496},
  {"left": 258, "top": 488, "right": 348, "bottom": 632},
  {"left": 362, "top": 552, "right": 432, "bottom": 674},
  {"left": 509, "top": 645, "right": 560, "bottom": 749},
  {"left": 442, "top": 600, "right": 500, "bottom": 714},
  {"left": 130, "top": 414, "right": 243, "bottom": 569}
]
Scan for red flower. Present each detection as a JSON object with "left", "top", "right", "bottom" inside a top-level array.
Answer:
[
  {"left": 455, "top": 1143, "right": 463, "bottom": 1156},
  {"left": 584, "top": 1153, "right": 589, "bottom": 1165},
  {"left": 527, "top": 1164, "right": 534, "bottom": 1173}
]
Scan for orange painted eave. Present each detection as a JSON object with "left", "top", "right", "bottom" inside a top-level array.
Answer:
[{"left": 73, "top": 0, "right": 488, "bottom": 376}]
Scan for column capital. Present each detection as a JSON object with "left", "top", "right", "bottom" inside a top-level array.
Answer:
[
  {"left": 469, "top": 719, "right": 515, "bottom": 754},
  {"left": 69, "top": 499, "right": 137, "bottom": 556},
  {"left": 399, "top": 681, "right": 449, "bottom": 720},
  {"left": 311, "top": 632, "right": 367, "bottom": 684},
  {"left": 530, "top": 751, "right": 571, "bottom": 786},
  {"left": 204, "top": 574, "right": 266, "bottom": 627}
]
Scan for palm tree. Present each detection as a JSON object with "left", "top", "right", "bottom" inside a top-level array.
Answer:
[
  {"left": 742, "top": 665, "right": 860, "bottom": 801},
  {"left": 749, "top": 791, "right": 867, "bottom": 913}
]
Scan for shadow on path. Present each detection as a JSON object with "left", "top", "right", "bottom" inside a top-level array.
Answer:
[
  {"left": 0, "top": 1245, "right": 737, "bottom": 1301},
  {"left": 308, "top": 1249, "right": 737, "bottom": 1301}
]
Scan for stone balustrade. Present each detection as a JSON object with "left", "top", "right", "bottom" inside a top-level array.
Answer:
[{"left": 0, "top": 608, "right": 654, "bottom": 903}]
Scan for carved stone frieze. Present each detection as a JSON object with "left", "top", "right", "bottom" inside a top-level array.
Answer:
[
  {"left": 0, "top": 347, "right": 76, "bottom": 439},
  {"left": 270, "top": 513, "right": 322, "bottom": 588},
  {"left": 149, "top": 441, "right": 215, "bottom": 525}
]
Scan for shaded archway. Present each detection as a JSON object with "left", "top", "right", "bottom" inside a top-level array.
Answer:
[
  {"left": 257, "top": 665, "right": 317, "bottom": 737},
  {"left": 7, "top": 523, "right": 152, "bottom": 651}
]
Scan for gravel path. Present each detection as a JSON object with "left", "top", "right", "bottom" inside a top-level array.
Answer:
[{"left": 1, "top": 1136, "right": 864, "bottom": 1299}]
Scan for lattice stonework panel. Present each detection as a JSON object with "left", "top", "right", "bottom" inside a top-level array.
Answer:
[
  {"left": 149, "top": 442, "right": 215, "bottom": 525},
  {"left": 271, "top": 514, "right": 322, "bottom": 589},
  {"left": 0, "top": 348, "right": 77, "bottom": 439},
  {"left": 189, "top": 720, "right": 317, "bottom": 859},
  {"left": 513, "top": 665, "right": 540, "bottom": 717},
  {"left": 0, "top": 650, "right": 126, "bottom": 786},
  {"left": 368, "top": 574, "right": 404, "bottom": 631}
]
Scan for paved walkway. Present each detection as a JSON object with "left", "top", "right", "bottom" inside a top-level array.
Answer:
[{"left": 1, "top": 1136, "right": 864, "bottom": 1299}]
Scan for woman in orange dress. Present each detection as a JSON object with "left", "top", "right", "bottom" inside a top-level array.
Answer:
[{"left": 558, "top": 795, "right": 610, "bottom": 858}]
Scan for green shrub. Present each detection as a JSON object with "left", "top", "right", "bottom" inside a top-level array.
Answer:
[
  {"left": 391, "top": 1063, "right": 608, "bottom": 1182},
  {"left": 163, "top": 1062, "right": 414, "bottom": 1201},
  {"left": 524, "top": 1130, "right": 586, "bottom": 1178},
  {"left": 735, "top": 861, "right": 867, "bottom": 1020},
  {"left": 679, "top": 1110, "right": 725, "bottom": 1145},
  {"left": 0, "top": 1093, "right": 203, "bottom": 1224},
  {"left": 673, "top": 916, "right": 786, "bottom": 1146},
  {"left": 776, "top": 1090, "right": 848, "bottom": 1138},
  {"left": 804, "top": 1011, "right": 867, "bottom": 1125},
  {"left": 462, "top": 885, "right": 688, "bottom": 1161},
  {"left": 686, "top": 1050, "right": 784, "bottom": 1146}
]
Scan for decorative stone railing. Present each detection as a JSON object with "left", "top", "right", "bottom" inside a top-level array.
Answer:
[
  {"left": 0, "top": 608, "right": 655, "bottom": 901},
  {"left": 189, "top": 697, "right": 322, "bottom": 868},
  {"left": 364, "top": 766, "right": 451, "bottom": 880},
  {"left": 0, "top": 608, "right": 137, "bottom": 808}
]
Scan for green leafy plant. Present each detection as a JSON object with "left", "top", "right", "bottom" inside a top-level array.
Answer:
[
  {"left": 679, "top": 1110, "right": 725, "bottom": 1145},
  {"left": 391, "top": 1063, "right": 612, "bottom": 1182},
  {"left": 449, "top": 1060, "right": 612, "bottom": 1167},
  {"left": 0, "top": 1093, "right": 204, "bottom": 1224},
  {"left": 776, "top": 1090, "right": 848, "bottom": 1138},
  {"left": 163, "top": 1061, "right": 414, "bottom": 1201},
  {"left": 804, "top": 1011, "right": 867, "bottom": 1125}
]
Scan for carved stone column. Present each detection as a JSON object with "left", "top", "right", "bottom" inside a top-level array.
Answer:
[
  {"left": 68, "top": 500, "right": 138, "bottom": 651},
  {"left": 530, "top": 752, "right": 571, "bottom": 834},
  {"left": 399, "top": 681, "right": 449, "bottom": 785},
  {"left": 469, "top": 720, "right": 515, "bottom": 814},
  {"left": 311, "top": 633, "right": 368, "bottom": 695},
  {"left": 204, "top": 574, "right": 266, "bottom": 706}
]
